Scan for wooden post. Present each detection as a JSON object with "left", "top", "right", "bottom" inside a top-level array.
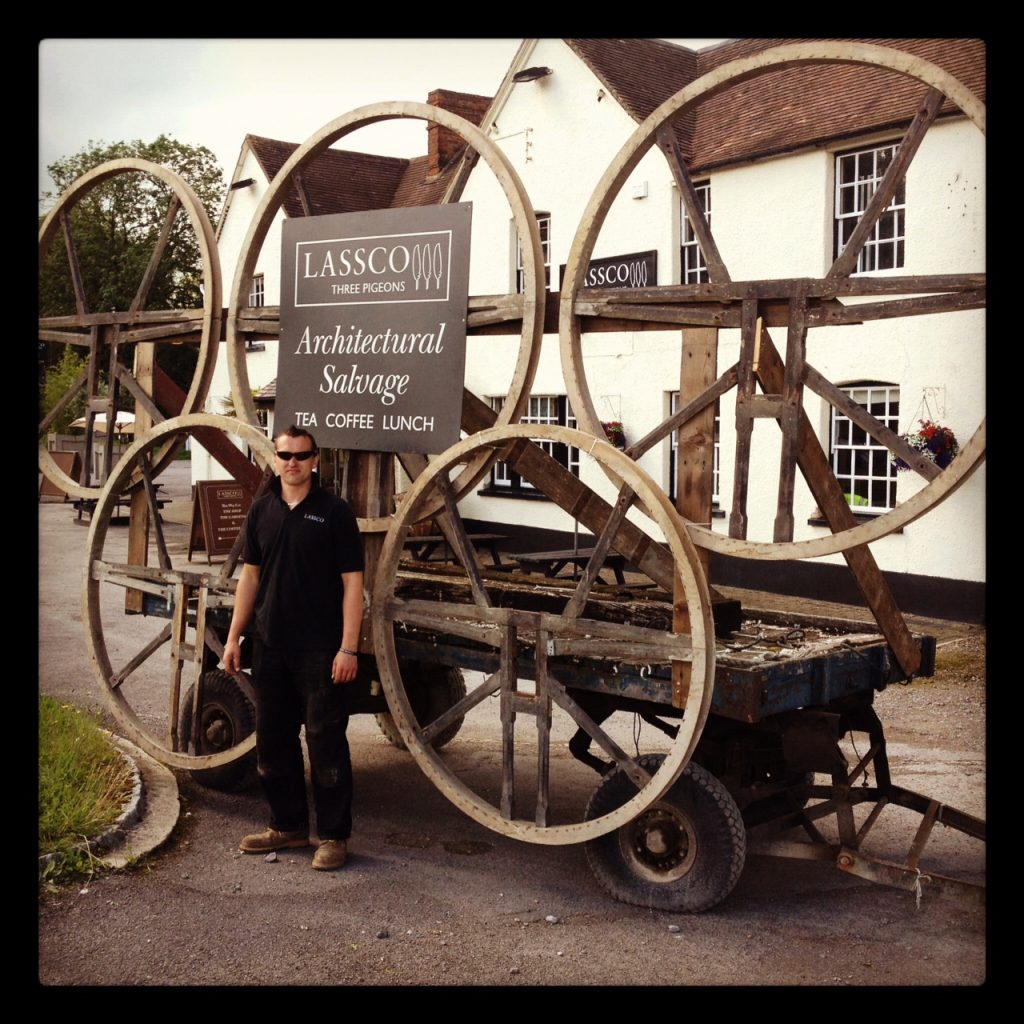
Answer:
[
  {"left": 341, "top": 450, "right": 395, "bottom": 653},
  {"left": 125, "top": 342, "right": 154, "bottom": 613},
  {"left": 674, "top": 328, "right": 718, "bottom": 706}
]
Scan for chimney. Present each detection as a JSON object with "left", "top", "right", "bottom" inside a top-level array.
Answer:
[{"left": 427, "top": 89, "right": 492, "bottom": 178}]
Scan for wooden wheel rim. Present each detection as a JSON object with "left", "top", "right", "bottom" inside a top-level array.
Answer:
[
  {"left": 225, "top": 101, "right": 545, "bottom": 533},
  {"left": 559, "top": 41, "right": 985, "bottom": 560},
  {"left": 371, "top": 424, "right": 715, "bottom": 845},
  {"left": 39, "top": 159, "right": 222, "bottom": 500},
  {"left": 82, "top": 413, "right": 273, "bottom": 769}
]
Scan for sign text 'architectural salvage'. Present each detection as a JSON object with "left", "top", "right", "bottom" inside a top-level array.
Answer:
[{"left": 277, "top": 204, "right": 472, "bottom": 453}]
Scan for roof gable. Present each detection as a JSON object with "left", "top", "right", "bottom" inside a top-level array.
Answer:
[{"left": 565, "top": 38, "right": 985, "bottom": 171}]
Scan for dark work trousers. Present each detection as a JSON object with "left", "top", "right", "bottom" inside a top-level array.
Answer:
[{"left": 250, "top": 642, "right": 353, "bottom": 841}]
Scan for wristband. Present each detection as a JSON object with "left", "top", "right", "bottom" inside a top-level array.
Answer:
[{"left": 338, "top": 647, "right": 358, "bottom": 657}]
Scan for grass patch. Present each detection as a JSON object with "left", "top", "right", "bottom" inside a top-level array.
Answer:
[{"left": 39, "top": 697, "right": 136, "bottom": 882}]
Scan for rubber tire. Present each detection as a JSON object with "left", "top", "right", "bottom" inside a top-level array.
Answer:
[
  {"left": 179, "top": 670, "right": 257, "bottom": 791},
  {"left": 584, "top": 753, "right": 746, "bottom": 913},
  {"left": 375, "top": 661, "right": 467, "bottom": 751}
]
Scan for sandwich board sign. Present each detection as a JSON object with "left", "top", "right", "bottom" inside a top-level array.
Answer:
[{"left": 277, "top": 203, "right": 472, "bottom": 454}]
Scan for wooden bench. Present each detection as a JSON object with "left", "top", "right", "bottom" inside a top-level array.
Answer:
[
  {"left": 512, "top": 547, "right": 628, "bottom": 586},
  {"left": 403, "top": 532, "right": 507, "bottom": 567},
  {"left": 73, "top": 486, "right": 168, "bottom": 524}
]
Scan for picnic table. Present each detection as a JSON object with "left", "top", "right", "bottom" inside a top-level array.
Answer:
[
  {"left": 73, "top": 485, "right": 167, "bottom": 524},
  {"left": 403, "top": 532, "right": 507, "bottom": 566},
  {"left": 512, "top": 547, "right": 628, "bottom": 585}
]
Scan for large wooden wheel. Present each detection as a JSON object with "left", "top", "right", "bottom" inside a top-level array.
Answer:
[
  {"left": 226, "top": 101, "right": 546, "bottom": 534},
  {"left": 371, "top": 425, "right": 715, "bottom": 845},
  {"left": 560, "top": 42, "right": 985, "bottom": 560},
  {"left": 82, "top": 414, "right": 273, "bottom": 769},
  {"left": 39, "top": 159, "right": 222, "bottom": 499}
]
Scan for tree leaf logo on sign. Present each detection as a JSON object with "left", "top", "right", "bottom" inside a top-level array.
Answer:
[{"left": 278, "top": 204, "right": 472, "bottom": 454}]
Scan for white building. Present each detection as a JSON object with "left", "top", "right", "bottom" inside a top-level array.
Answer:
[{"left": 204, "top": 38, "right": 985, "bottom": 621}]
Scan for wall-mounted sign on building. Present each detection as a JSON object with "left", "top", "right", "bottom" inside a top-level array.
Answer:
[
  {"left": 559, "top": 249, "right": 657, "bottom": 290},
  {"left": 277, "top": 203, "right": 472, "bottom": 453}
]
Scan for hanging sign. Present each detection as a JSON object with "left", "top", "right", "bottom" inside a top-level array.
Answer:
[
  {"left": 277, "top": 203, "right": 472, "bottom": 453},
  {"left": 559, "top": 249, "right": 657, "bottom": 289}
]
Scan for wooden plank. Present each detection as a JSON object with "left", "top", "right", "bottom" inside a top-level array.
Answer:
[
  {"left": 729, "top": 303, "right": 760, "bottom": 539},
  {"left": 168, "top": 581, "right": 189, "bottom": 751},
  {"left": 806, "top": 289, "right": 985, "bottom": 326},
  {"left": 775, "top": 294, "right": 808, "bottom": 542},
  {"left": 535, "top": 630, "right": 551, "bottom": 827},
  {"left": 126, "top": 342, "right": 155, "bottom": 613},
  {"left": 754, "top": 330, "right": 921, "bottom": 675},
  {"left": 675, "top": 327, "right": 718, "bottom": 703},
  {"left": 500, "top": 625, "right": 517, "bottom": 821}
]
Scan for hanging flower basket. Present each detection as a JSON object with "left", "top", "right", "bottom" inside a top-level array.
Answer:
[
  {"left": 892, "top": 420, "right": 960, "bottom": 472},
  {"left": 601, "top": 421, "right": 627, "bottom": 450}
]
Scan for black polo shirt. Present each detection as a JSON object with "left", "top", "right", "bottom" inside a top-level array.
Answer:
[{"left": 242, "top": 474, "right": 364, "bottom": 651}]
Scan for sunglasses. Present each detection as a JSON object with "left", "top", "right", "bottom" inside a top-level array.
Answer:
[{"left": 275, "top": 450, "right": 317, "bottom": 462}]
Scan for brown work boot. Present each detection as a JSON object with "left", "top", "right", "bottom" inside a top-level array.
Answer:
[
  {"left": 312, "top": 839, "right": 348, "bottom": 871},
  {"left": 239, "top": 827, "right": 310, "bottom": 854}
]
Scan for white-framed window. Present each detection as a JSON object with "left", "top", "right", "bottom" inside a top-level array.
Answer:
[
  {"left": 834, "top": 143, "right": 905, "bottom": 273},
  {"left": 668, "top": 391, "right": 719, "bottom": 504},
  {"left": 248, "top": 273, "right": 265, "bottom": 307},
  {"left": 516, "top": 213, "right": 551, "bottom": 294},
  {"left": 829, "top": 383, "right": 900, "bottom": 512},
  {"left": 488, "top": 394, "right": 578, "bottom": 493},
  {"left": 680, "top": 182, "right": 711, "bottom": 284}
]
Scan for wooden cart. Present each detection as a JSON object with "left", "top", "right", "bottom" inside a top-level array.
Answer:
[{"left": 46, "top": 42, "right": 985, "bottom": 912}]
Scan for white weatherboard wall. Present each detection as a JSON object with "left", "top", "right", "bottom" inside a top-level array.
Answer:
[{"left": 459, "top": 43, "right": 985, "bottom": 585}]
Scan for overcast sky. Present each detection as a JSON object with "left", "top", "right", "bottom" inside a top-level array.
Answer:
[{"left": 38, "top": 38, "right": 729, "bottom": 208}]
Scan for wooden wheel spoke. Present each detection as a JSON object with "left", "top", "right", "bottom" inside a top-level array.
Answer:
[
  {"left": 657, "top": 125, "right": 731, "bottom": 284},
  {"left": 421, "top": 669, "right": 503, "bottom": 745},
  {"left": 563, "top": 483, "right": 637, "bottom": 618},
  {"left": 113, "top": 363, "right": 165, "bottom": 426},
  {"left": 826, "top": 87, "right": 944, "bottom": 284},
  {"left": 803, "top": 363, "right": 940, "bottom": 481},
  {"left": 547, "top": 677, "right": 649, "bottom": 788},
  {"left": 432, "top": 467, "right": 492, "bottom": 609},
  {"left": 58, "top": 208, "right": 89, "bottom": 316},
  {"left": 109, "top": 622, "right": 173, "bottom": 690},
  {"left": 625, "top": 365, "right": 738, "bottom": 461},
  {"left": 128, "top": 194, "right": 182, "bottom": 316},
  {"left": 39, "top": 365, "right": 89, "bottom": 437},
  {"left": 136, "top": 453, "right": 172, "bottom": 569}
]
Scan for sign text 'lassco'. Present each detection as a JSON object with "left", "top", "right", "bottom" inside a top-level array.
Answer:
[{"left": 277, "top": 205, "right": 472, "bottom": 453}]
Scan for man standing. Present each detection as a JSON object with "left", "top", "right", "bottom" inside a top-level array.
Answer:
[{"left": 224, "top": 425, "right": 364, "bottom": 871}]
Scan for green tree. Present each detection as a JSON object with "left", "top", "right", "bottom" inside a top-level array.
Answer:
[{"left": 39, "top": 136, "right": 226, "bottom": 394}]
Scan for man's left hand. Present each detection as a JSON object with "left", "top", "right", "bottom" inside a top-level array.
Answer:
[{"left": 332, "top": 650, "right": 358, "bottom": 684}]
